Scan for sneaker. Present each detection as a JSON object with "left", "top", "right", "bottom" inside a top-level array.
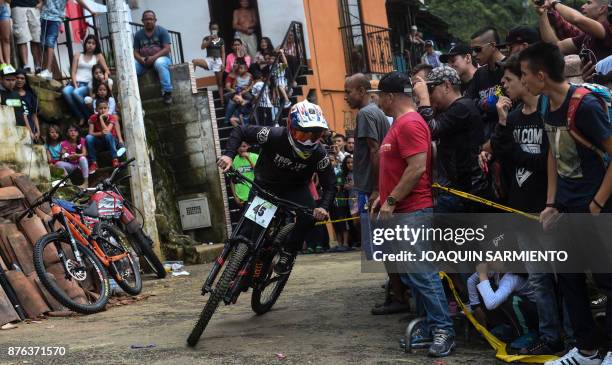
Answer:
[
  {"left": 283, "top": 99, "right": 292, "bottom": 108},
  {"left": 428, "top": 329, "right": 456, "bottom": 357},
  {"left": 39, "top": 69, "right": 53, "bottom": 80},
  {"left": 544, "top": 348, "right": 602, "bottom": 365},
  {"left": 274, "top": 249, "right": 294, "bottom": 275},
  {"left": 89, "top": 162, "right": 98, "bottom": 175},
  {"left": 163, "top": 92, "right": 173, "bottom": 105},
  {"left": 520, "top": 339, "right": 564, "bottom": 356},
  {"left": 112, "top": 159, "right": 120, "bottom": 168},
  {"left": 409, "top": 325, "right": 433, "bottom": 349},
  {"left": 602, "top": 352, "right": 612, "bottom": 365}
]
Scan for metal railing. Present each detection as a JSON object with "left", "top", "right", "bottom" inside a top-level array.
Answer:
[
  {"left": 55, "top": 14, "right": 184, "bottom": 79},
  {"left": 339, "top": 23, "right": 394, "bottom": 75}
]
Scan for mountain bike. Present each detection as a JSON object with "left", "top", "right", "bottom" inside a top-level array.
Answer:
[
  {"left": 21, "top": 171, "right": 142, "bottom": 314},
  {"left": 187, "top": 167, "right": 314, "bottom": 347},
  {"left": 70, "top": 158, "right": 166, "bottom": 278}
]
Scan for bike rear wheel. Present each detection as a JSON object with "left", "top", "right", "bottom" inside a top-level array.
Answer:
[
  {"left": 33, "top": 232, "right": 110, "bottom": 314},
  {"left": 187, "top": 242, "right": 249, "bottom": 347},
  {"left": 95, "top": 222, "right": 142, "bottom": 296},
  {"left": 251, "top": 224, "right": 295, "bottom": 315}
]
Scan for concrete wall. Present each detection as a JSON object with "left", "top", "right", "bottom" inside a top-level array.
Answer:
[
  {"left": 0, "top": 106, "right": 50, "bottom": 183},
  {"left": 137, "top": 63, "right": 226, "bottom": 243}
]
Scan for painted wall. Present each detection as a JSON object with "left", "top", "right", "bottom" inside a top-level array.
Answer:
[{"left": 302, "top": 0, "right": 389, "bottom": 132}]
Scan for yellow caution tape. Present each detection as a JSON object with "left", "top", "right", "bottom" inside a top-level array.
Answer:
[
  {"left": 315, "top": 216, "right": 360, "bottom": 226},
  {"left": 440, "top": 272, "right": 558, "bottom": 363},
  {"left": 432, "top": 183, "right": 540, "bottom": 221}
]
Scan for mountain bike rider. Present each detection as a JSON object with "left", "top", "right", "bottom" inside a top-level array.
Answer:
[{"left": 217, "top": 100, "right": 336, "bottom": 274}]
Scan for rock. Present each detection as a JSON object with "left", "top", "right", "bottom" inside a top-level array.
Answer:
[
  {"left": 183, "top": 244, "right": 224, "bottom": 265},
  {"left": 30, "top": 84, "right": 69, "bottom": 122}
]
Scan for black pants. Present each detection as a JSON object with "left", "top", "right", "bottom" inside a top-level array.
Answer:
[
  {"left": 250, "top": 182, "right": 316, "bottom": 254},
  {"left": 256, "top": 107, "right": 273, "bottom": 126}
]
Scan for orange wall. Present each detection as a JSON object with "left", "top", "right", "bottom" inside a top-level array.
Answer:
[{"left": 303, "top": 0, "right": 388, "bottom": 133}]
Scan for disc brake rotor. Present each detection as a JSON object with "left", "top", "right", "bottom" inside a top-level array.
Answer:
[{"left": 65, "top": 259, "right": 87, "bottom": 281}]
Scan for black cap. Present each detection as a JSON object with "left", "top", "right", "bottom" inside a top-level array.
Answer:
[
  {"left": 371, "top": 71, "right": 413, "bottom": 94},
  {"left": 506, "top": 26, "right": 540, "bottom": 45},
  {"left": 439, "top": 43, "right": 471, "bottom": 64}
]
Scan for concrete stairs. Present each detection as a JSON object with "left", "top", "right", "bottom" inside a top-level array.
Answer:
[{"left": 0, "top": 106, "right": 50, "bottom": 183}]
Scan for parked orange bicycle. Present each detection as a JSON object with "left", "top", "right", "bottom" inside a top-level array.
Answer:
[{"left": 20, "top": 169, "right": 142, "bottom": 314}]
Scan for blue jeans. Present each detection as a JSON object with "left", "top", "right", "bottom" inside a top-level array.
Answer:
[
  {"left": 62, "top": 82, "right": 91, "bottom": 121},
  {"left": 434, "top": 193, "right": 464, "bottom": 213},
  {"left": 40, "top": 19, "right": 61, "bottom": 49},
  {"left": 135, "top": 56, "right": 173, "bottom": 94},
  {"left": 86, "top": 134, "right": 118, "bottom": 161},
  {"left": 398, "top": 208, "right": 455, "bottom": 336}
]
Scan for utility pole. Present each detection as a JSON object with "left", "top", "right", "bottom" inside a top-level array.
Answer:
[{"left": 107, "top": 0, "right": 162, "bottom": 259}]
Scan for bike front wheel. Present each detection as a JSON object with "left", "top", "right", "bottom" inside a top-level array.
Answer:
[
  {"left": 33, "top": 232, "right": 110, "bottom": 314},
  {"left": 251, "top": 223, "right": 295, "bottom": 315},
  {"left": 187, "top": 242, "right": 249, "bottom": 347}
]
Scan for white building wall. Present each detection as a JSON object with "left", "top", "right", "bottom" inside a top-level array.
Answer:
[{"left": 258, "top": 0, "right": 310, "bottom": 57}]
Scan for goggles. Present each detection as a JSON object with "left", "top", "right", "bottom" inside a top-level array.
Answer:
[{"left": 291, "top": 129, "right": 323, "bottom": 144}]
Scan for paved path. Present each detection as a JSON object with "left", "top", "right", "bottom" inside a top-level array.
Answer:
[{"left": 1, "top": 251, "right": 502, "bottom": 364}]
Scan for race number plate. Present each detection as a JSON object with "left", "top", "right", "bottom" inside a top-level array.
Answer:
[{"left": 245, "top": 196, "right": 278, "bottom": 228}]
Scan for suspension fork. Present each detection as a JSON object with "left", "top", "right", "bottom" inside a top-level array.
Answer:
[{"left": 201, "top": 242, "right": 233, "bottom": 295}]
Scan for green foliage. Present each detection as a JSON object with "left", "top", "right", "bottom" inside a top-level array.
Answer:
[{"left": 425, "top": 0, "right": 586, "bottom": 43}]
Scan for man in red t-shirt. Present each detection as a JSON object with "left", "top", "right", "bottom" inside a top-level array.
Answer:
[{"left": 369, "top": 72, "right": 455, "bottom": 357}]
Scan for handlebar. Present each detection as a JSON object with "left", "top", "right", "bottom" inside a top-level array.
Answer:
[
  {"left": 106, "top": 157, "right": 135, "bottom": 187},
  {"left": 225, "top": 167, "right": 314, "bottom": 218}
]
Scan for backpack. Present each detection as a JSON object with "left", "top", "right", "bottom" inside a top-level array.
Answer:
[{"left": 539, "top": 83, "right": 612, "bottom": 164}]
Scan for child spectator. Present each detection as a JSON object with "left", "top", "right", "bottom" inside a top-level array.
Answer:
[
  {"left": 230, "top": 142, "right": 258, "bottom": 207},
  {"left": 92, "top": 82, "right": 117, "bottom": 117},
  {"left": 329, "top": 153, "right": 352, "bottom": 252},
  {"left": 269, "top": 49, "right": 291, "bottom": 109},
  {"left": 14, "top": 68, "right": 40, "bottom": 142},
  {"left": 0, "top": 66, "right": 30, "bottom": 135},
  {"left": 467, "top": 263, "right": 538, "bottom": 349},
  {"left": 59, "top": 124, "right": 89, "bottom": 188},
  {"left": 193, "top": 21, "right": 226, "bottom": 104},
  {"left": 224, "top": 59, "right": 253, "bottom": 125},
  {"left": 342, "top": 154, "right": 359, "bottom": 246},
  {"left": 45, "top": 124, "right": 63, "bottom": 169},
  {"left": 0, "top": 0, "right": 11, "bottom": 66},
  {"left": 88, "top": 64, "right": 114, "bottom": 101},
  {"left": 250, "top": 70, "right": 273, "bottom": 126},
  {"left": 86, "top": 100, "right": 124, "bottom": 174},
  {"left": 254, "top": 37, "right": 274, "bottom": 71},
  {"left": 63, "top": 35, "right": 110, "bottom": 126},
  {"left": 224, "top": 38, "right": 251, "bottom": 74}
]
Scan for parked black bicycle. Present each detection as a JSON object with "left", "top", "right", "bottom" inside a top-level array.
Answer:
[{"left": 187, "top": 167, "right": 314, "bottom": 347}]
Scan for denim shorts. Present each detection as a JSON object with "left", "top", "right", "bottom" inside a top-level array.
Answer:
[
  {"left": 0, "top": 4, "right": 10, "bottom": 21},
  {"left": 40, "top": 19, "right": 61, "bottom": 49}
]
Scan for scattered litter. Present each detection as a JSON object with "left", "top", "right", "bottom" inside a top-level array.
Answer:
[
  {"left": 45, "top": 325, "right": 55, "bottom": 329},
  {"left": 1, "top": 323, "right": 18, "bottom": 330},
  {"left": 26, "top": 320, "right": 42, "bottom": 324},
  {"left": 171, "top": 270, "right": 190, "bottom": 277},
  {"left": 163, "top": 261, "right": 184, "bottom": 273},
  {"left": 130, "top": 344, "right": 156, "bottom": 349},
  {"left": 275, "top": 353, "right": 286, "bottom": 360}
]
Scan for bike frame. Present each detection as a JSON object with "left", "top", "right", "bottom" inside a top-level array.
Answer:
[
  {"left": 50, "top": 204, "right": 128, "bottom": 270},
  {"left": 202, "top": 169, "right": 308, "bottom": 305}
]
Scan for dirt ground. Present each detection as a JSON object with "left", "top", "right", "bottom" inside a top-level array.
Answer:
[{"left": 1, "top": 251, "right": 504, "bottom": 365}]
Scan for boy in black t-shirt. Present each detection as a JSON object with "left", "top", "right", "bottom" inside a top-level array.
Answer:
[{"left": 520, "top": 42, "right": 612, "bottom": 365}]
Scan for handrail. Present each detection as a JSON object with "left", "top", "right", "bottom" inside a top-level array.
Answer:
[
  {"left": 248, "top": 21, "right": 308, "bottom": 125},
  {"left": 339, "top": 22, "right": 393, "bottom": 75}
]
